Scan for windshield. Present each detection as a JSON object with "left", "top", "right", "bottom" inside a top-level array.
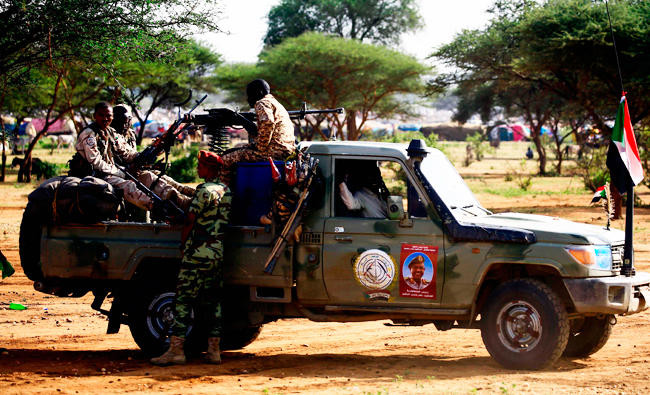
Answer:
[{"left": 418, "top": 150, "right": 488, "bottom": 217}]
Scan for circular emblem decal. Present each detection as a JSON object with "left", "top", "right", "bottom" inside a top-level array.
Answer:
[{"left": 354, "top": 249, "right": 395, "bottom": 290}]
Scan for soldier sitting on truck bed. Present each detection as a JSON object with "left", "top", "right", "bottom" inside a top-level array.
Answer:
[
  {"left": 71, "top": 102, "right": 193, "bottom": 212},
  {"left": 151, "top": 150, "right": 231, "bottom": 366},
  {"left": 110, "top": 104, "right": 195, "bottom": 200},
  {"left": 219, "top": 79, "right": 295, "bottom": 181}
]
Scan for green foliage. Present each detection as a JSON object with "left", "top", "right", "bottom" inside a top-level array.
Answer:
[
  {"left": 168, "top": 148, "right": 199, "bottom": 183},
  {"left": 0, "top": 0, "right": 221, "bottom": 82},
  {"left": 432, "top": 0, "right": 650, "bottom": 176},
  {"left": 264, "top": 0, "right": 422, "bottom": 46},
  {"left": 577, "top": 146, "right": 610, "bottom": 192},
  {"left": 38, "top": 160, "right": 65, "bottom": 180},
  {"left": 505, "top": 160, "right": 533, "bottom": 191},
  {"left": 115, "top": 39, "right": 222, "bottom": 144},
  {"left": 378, "top": 131, "right": 443, "bottom": 153},
  {"left": 639, "top": 127, "right": 650, "bottom": 189},
  {"left": 217, "top": 33, "right": 429, "bottom": 140},
  {"left": 465, "top": 132, "right": 490, "bottom": 161}
]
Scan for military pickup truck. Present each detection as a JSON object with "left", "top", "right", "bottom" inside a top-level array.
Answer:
[{"left": 20, "top": 139, "right": 650, "bottom": 370}]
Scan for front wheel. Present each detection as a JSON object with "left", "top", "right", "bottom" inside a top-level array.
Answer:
[
  {"left": 563, "top": 315, "right": 613, "bottom": 358},
  {"left": 480, "top": 278, "right": 569, "bottom": 370}
]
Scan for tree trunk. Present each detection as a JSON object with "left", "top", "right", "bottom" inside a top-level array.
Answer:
[
  {"left": 531, "top": 132, "right": 546, "bottom": 175},
  {"left": 1, "top": 119, "right": 6, "bottom": 182},
  {"left": 346, "top": 111, "right": 358, "bottom": 141}
]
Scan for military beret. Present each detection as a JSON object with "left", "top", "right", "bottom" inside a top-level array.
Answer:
[{"left": 198, "top": 150, "right": 224, "bottom": 167}]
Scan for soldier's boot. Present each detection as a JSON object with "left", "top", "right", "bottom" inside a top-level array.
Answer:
[
  {"left": 150, "top": 336, "right": 186, "bottom": 366},
  {"left": 205, "top": 337, "right": 221, "bottom": 364}
]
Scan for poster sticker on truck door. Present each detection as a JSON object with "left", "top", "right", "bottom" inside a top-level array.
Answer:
[
  {"left": 354, "top": 249, "right": 396, "bottom": 300},
  {"left": 399, "top": 244, "right": 437, "bottom": 299}
]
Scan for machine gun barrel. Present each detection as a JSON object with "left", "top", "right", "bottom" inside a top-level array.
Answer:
[{"left": 237, "top": 107, "right": 344, "bottom": 121}]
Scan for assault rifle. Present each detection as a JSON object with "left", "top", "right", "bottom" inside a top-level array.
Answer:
[
  {"left": 115, "top": 164, "right": 185, "bottom": 220},
  {"left": 130, "top": 93, "right": 208, "bottom": 170}
]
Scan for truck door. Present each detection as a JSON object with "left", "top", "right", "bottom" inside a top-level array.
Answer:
[{"left": 322, "top": 157, "right": 445, "bottom": 307}]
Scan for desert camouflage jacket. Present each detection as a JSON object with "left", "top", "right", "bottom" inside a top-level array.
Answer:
[
  {"left": 254, "top": 94, "right": 295, "bottom": 155},
  {"left": 75, "top": 123, "right": 138, "bottom": 178}
]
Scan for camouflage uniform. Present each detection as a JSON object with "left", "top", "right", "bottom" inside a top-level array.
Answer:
[
  {"left": 172, "top": 181, "right": 232, "bottom": 338},
  {"left": 221, "top": 94, "right": 295, "bottom": 167}
]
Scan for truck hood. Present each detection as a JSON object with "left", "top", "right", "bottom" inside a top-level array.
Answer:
[{"left": 466, "top": 212, "right": 625, "bottom": 245}]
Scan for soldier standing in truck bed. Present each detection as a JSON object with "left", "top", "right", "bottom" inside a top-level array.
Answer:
[
  {"left": 74, "top": 102, "right": 192, "bottom": 211},
  {"left": 151, "top": 150, "right": 232, "bottom": 366},
  {"left": 221, "top": 79, "right": 295, "bottom": 171}
]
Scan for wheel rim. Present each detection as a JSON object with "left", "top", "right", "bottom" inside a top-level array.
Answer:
[
  {"left": 145, "top": 292, "right": 193, "bottom": 341},
  {"left": 496, "top": 300, "right": 542, "bottom": 352}
]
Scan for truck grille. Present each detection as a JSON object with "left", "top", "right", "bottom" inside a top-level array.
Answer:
[
  {"left": 611, "top": 244, "right": 624, "bottom": 271},
  {"left": 301, "top": 232, "right": 322, "bottom": 245}
]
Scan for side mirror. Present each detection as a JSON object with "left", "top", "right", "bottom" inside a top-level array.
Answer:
[
  {"left": 387, "top": 196, "right": 405, "bottom": 220},
  {"left": 388, "top": 195, "right": 413, "bottom": 227}
]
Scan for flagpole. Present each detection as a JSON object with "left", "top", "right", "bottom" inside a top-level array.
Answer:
[{"left": 622, "top": 184, "right": 634, "bottom": 276}]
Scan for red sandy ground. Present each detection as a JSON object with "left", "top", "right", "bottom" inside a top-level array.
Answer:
[{"left": 1, "top": 174, "right": 650, "bottom": 394}]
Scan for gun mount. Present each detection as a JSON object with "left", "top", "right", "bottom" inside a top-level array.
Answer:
[{"left": 188, "top": 103, "right": 344, "bottom": 154}]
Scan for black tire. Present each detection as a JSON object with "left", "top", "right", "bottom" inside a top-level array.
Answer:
[
  {"left": 19, "top": 201, "right": 46, "bottom": 281},
  {"left": 221, "top": 325, "right": 263, "bottom": 351},
  {"left": 480, "top": 278, "right": 569, "bottom": 370},
  {"left": 127, "top": 286, "right": 262, "bottom": 356},
  {"left": 563, "top": 315, "right": 613, "bottom": 358},
  {"left": 128, "top": 288, "right": 183, "bottom": 357}
]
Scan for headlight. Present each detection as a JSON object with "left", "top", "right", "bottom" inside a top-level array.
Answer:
[{"left": 565, "top": 245, "right": 612, "bottom": 270}]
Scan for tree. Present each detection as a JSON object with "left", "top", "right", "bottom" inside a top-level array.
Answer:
[
  {"left": 264, "top": 0, "right": 422, "bottom": 46},
  {"left": 1, "top": 0, "right": 222, "bottom": 181},
  {"left": 432, "top": 0, "right": 650, "bottom": 176},
  {"left": 218, "top": 33, "right": 428, "bottom": 140},
  {"left": 114, "top": 40, "right": 222, "bottom": 144},
  {"left": 0, "top": 0, "right": 221, "bottom": 83}
]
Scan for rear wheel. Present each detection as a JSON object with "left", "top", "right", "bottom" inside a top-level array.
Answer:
[
  {"left": 480, "top": 278, "right": 569, "bottom": 370},
  {"left": 127, "top": 286, "right": 262, "bottom": 356},
  {"left": 563, "top": 315, "right": 613, "bottom": 358}
]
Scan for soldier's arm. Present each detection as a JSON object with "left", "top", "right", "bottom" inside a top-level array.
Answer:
[
  {"left": 112, "top": 132, "right": 139, "bottom": 163},
  {"left": 255, "top": 101, "right": 275, "bottom": 152},
  {"left": 78, "top": 129, "right": 125, "bottom": 177}
]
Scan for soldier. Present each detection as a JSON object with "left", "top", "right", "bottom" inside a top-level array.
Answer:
[
  {"left": 110, "top": 104, "right": 137, "bottom": 150},
  {"left": 75, "top": 102, "right": 192, "bottom": 211},
  {"left": 221, "top": 79, "right": 295, "bottom": 170},
  {"left": 150, "top": 150, "right": 232, "bottom": 366},
  {"left": 111, "top": 104, "right": 196, "bottom": 200}
]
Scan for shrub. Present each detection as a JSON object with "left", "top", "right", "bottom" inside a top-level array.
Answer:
[
  {"left": 576, "top": 146, "right": 609, "bottom": 192},
  {"left": 167, "top": 147, "right": 199, "bottom": 182}
]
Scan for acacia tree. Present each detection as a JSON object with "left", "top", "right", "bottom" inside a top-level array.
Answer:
[
  {"left": 217, "top": 33, "right": 428, "bottom": 140},
  {"left": 0, "top": 0, "right": 222, "bottom": 181},
  {"left": 113, "top": 40, "right": 222, "bottom": 144},
  {"left": 264, "top": 0, "right": 422, "bottom": 46},
  {"left": 432, "top": 0, "right": 650, "bottom": 176}
]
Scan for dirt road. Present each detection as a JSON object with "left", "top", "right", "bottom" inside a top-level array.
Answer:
[{"left": 2, "top": 180, "right": 650, "bottom": 394}]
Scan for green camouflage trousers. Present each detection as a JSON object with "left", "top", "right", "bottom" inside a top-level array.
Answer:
[{"left": 172, "top": 241, "right": 223, "bottom": 338}]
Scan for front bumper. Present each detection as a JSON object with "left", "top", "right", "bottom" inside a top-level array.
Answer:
[{"left": 563, "top": 271, "right": 650, "bottom": 315}]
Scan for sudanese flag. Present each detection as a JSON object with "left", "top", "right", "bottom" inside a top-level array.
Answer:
[
  {"left": 606, "top": 93, "right": 644, "bottom": 193},
  {"left": 591, "top": 185, "right": 607, "bottom": 203}
]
